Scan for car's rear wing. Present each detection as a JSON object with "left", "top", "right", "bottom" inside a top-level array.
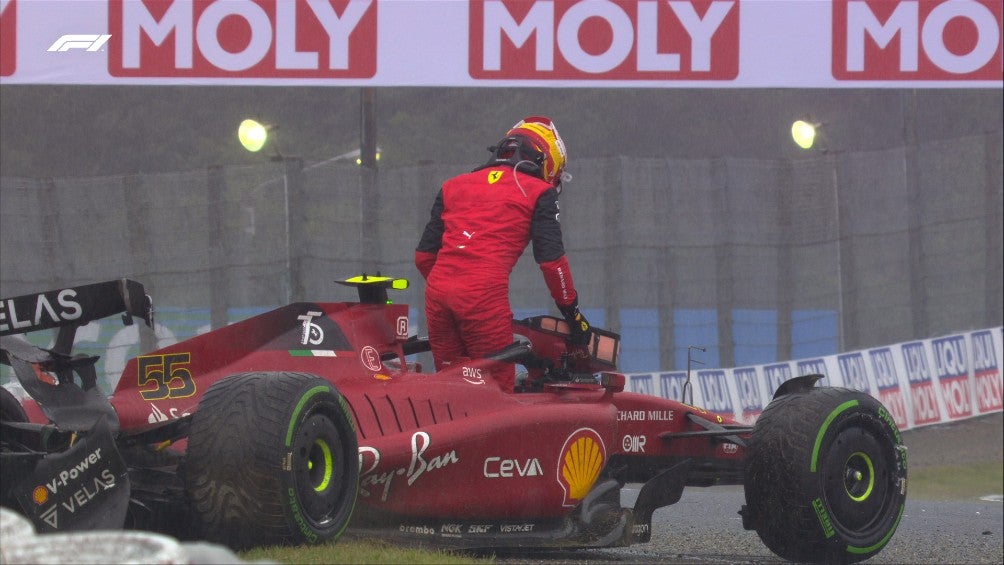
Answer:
[
  {"left": 1, "top": 279, "right": 152, "bottom": 430},
  {"left": 1, "top": 279, "right": 153, "bottom": 354}
]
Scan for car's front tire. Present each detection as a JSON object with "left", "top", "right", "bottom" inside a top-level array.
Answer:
[{"left": 743, "top": 385, "right": 907, "bottom": 563}]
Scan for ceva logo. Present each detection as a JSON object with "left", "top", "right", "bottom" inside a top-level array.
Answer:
[
  {"left": 832, "top": 0, "right": 1003, "bottom": 80},
  {"left": 106, "top": 0, "right": 377, "bottom": 78},
  {"left": 0, "top": 0, "right": 15, "bottom": 77},
  {"left": 469, "top": 0, "right": 740, "bottom": 80}
]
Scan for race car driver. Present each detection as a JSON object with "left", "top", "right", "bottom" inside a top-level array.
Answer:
[{"left": 415, "top": 116, "right": 591, "bottom": 392}]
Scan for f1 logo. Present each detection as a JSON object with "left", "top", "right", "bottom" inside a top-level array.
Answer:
[{"left": 48, "top": 34, "right": 112, "bottom": 52}]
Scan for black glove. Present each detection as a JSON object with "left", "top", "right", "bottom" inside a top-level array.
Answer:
[{"left": 558, "top": 298, "right": 591, "bottom": 346}]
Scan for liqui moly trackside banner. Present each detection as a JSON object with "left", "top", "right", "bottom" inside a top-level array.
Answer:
[
  {"left": 626, "top": 326, "right": 1003, "bottom": 431},
  {"left": 1, "top": 0, "right": 1001, "bottom": 87}
]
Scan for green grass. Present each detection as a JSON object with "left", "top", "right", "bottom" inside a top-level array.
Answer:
[
  {"left": 240, "top": 538, "right": 491, "bottom": 564},
  {"left": 906, "top": 461, "right": 1003, "bottom": 501}
]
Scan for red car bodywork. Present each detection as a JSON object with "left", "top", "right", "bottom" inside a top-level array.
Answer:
[
  {"left": 1, "top": 276, "right": 908, "bottom": 562},
  {"left": 6, "top": 277, "right": 749, "bottom": 548}
]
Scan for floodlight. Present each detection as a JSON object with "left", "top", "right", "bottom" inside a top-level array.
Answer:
[
  {"left": 238, "top": 119, "right": 270, "bottom": 152},
  {"left": 355, "top": 146, "right": 382, "bottom": 166},
  {"left": 791, "top": 120, "right": 817, "bottom": 150}
]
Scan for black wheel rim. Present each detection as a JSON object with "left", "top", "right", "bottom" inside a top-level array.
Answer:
[
  {"left": 820, "top": 419, "right": 894, "bottom": 535},
  {"left": 291, "top": 413, "right": 347, "bottom": 526}
]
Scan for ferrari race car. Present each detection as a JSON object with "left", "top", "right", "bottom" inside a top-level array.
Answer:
[{"left": 0, "top": 276, "right": 907, "bottom": 563}]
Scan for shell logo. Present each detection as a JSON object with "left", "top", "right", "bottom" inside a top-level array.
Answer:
[
  {"left": 557, "top": 427, "right": 606, "bottom": 507},
  {"left": 32, "top": 485, "right": 48, "bottom": 505}
]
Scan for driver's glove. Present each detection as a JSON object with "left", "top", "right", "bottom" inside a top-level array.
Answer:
[{"left": 558, "top": 297, "right": 591, "bottom": 346}]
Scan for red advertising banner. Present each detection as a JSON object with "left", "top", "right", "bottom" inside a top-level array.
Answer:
[
  {"left": 971, "top": 329, "right": 1003, "bottom": 414},
  {"left": 0, "top": 0, "right": 15, "bottom": 77},
  {"left": 870, "top": 347, "right": 909, "bottom": 430},
  {"left": 902, "top": 341, "right": 943, "bottom": 426},
  {"left": 2, "top": 0, "right": 1000, "bottom": 87},
  {"left": 106, "top": 0, "right": 377, "bottom": 78},
  {"left": 468, "top": 0, "right": 739, "bottom": 80},
  {"left": 832, "top": 0, "right": 1003, "bottom": 81}
]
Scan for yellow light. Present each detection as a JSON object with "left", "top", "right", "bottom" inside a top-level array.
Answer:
[
  {"left": 355, "top": 147, "right": 382, "bottom": 166},
  {"left": 791, "top": 120, "right": 817, "bottom": 150},
  {"left": 238, "top": 119, "right": 269, "bottom": 152}
]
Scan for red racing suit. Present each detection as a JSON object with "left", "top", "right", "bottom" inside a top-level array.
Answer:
[{"left": 415, "top": 164, "right": 578, "bottom": 392}]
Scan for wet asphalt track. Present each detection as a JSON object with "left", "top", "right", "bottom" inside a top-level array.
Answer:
[{"left": 493, "top": 485, "right": 1003, "bottom": 564}]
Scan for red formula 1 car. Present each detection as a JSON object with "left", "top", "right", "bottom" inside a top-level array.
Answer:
[{"left": 0, "top": 276, "right": 907, "bottom": 563}]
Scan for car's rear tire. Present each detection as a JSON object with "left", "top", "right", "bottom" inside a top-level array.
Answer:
[
  {"left": 185, "top": 372, "right": 358, "bottom": 550},
  {"left": 743, "top": 386, "right": 907, "bottom": 564}
]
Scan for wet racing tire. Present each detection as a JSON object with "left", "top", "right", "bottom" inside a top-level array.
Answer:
[
  {"left": 185, "top": 372, "right": 358, "bottom": 550},
  {"left": 743, "top": 386, "right": 907, "bottom": 564}
]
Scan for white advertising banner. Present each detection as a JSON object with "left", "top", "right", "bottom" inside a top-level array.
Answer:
[
  {"left": 1, "top": 0, "right": 1001, "bottom": 87},
  {"left": 626, "top": 326, "right": 1004, "bottom": 431}
]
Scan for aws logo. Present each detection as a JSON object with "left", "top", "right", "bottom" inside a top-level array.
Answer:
[
  {"left": 557, "top": 427, "right": 606, "bottom": 507},
  {"left": 487, "top": 170, "right": 505, "bottom": 184}
]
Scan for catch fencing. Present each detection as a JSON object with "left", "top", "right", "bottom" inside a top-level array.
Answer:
[{"left": 1, "top": 131, "right": 1001, "bottom": 389}]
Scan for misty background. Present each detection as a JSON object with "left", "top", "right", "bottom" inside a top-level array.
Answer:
[
  {"left": 2, "top": 87, "right": 1000, "bottom": 176},
  {"left": 1, "top": 86, "right": 1001, "bottom": 381}
]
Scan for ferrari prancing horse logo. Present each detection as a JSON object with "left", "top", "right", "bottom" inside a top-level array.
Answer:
[{"left": 487, "top": 170, "right": 504, "bottom": 184}]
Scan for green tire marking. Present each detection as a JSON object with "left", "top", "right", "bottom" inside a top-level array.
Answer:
[
  {"left": 811, "top": 399, "right": 859, "bottom": 472},
  {"left": 313, "top": 439, "right": 333, "bottom": 492},
  {"left": 286, "top": 385, "right": 331, "bottom": 447},
  {"left": 846, "top": 504, "right": 905, "bottom": 555},
  {"left": 282, "top": 382, "right": 356, "bottom": 544},
  {"left": 338, "top": 395, "right": 356, "bottom": 432},
  {"left": 812, "top": 497, "right": 836, "bottom": 538}
]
